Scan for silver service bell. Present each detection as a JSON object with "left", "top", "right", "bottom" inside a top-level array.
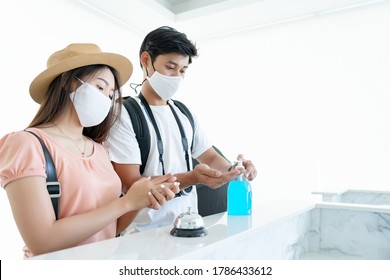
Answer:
[{"left": 170, "top": 207, "right": 208, "bottom": 237}]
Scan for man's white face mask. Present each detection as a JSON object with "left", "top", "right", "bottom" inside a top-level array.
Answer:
[
  {"left": 146, "top": 70, "right": 183, "bottom": 100},
  {"left": 70, "top": 81, "right": 112, "bottom": 127}
]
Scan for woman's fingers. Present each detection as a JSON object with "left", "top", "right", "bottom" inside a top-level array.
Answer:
[
  {"left": 148, "top": 187, "right": 166, "bottom": 209},
  {"left": 150, "top": 174, "right": 176, "bottom": 185},
  {"left": 148, "top": 190, "right": 162, "bottom": 210}
]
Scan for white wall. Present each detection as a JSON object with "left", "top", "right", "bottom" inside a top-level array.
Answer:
[
  {"left": 0, "top": 0, "right": 143, "bottom": 260},
  {"left": 180, "top": 1, "right": 390, "bottom": 202},
  {"left": 1, "top": 0, "right": 390, "bottom": 259}
]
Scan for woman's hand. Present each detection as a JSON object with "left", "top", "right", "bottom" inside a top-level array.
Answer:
[
  {"left": 123, "top": 174, "right": 180, "bottom": 211},
  {"left": 148, "top": 181, "right": 180, "bottom": 210}
]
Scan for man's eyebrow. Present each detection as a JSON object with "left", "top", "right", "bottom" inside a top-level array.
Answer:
[{"left": 167, "top": 60, "right": 189, "bottom": 68}]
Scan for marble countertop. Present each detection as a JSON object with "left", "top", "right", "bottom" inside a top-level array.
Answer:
[
  {"left": 30, "top": 200, "right": 315, "bottom": 260},
  {"left": 315, "top": 201, "right": 390, "bottom": 213}
]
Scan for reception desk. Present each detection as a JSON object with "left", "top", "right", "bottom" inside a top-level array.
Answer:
[
  {"left": 30, "top": 194, "right": 390, "bottom": 260},
  {"left": 30, "top": 200, "right": 315, "bottom": 260}
]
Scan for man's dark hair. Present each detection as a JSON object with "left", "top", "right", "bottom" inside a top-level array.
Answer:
[{"left": 139, "top": 26, "right": 198, "bottom": 67}]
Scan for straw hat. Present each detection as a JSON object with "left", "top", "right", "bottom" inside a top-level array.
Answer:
[{"left": 29, "top": 43, "right": 133, "bottom": 104}]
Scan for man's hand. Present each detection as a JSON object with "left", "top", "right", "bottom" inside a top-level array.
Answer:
[
  {"left": 236, "top": 154, "right": 257, "bottom": 181},
  {"left": 192, "top": 163, "right": 241, "bottom": 189}
]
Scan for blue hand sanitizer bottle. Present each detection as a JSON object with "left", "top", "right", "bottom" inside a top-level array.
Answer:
[{"left": 227, "top": 161, "right": 252, "bottom": 215}]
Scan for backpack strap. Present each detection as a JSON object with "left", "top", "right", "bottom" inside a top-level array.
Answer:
[
  {"left": 25, "top": 130, "right": 61, "bottom": 220},
  {"left": 122, "top": 96, "right": 195, "bottom": 175},
  {"left": 123, "top": 96, "right": 151, "bottom": 174}
]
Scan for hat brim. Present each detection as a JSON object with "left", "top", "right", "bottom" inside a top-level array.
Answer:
[{"left": 29, "top": 52, "right": 133, "bottom": 104}]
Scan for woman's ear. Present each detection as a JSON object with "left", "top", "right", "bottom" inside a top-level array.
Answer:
[
  {"left": 68, "top": 77, "right": 81, "bottom": 93},
  {"left": 60, "top": 73, "right": 77, "bottom": 93}
]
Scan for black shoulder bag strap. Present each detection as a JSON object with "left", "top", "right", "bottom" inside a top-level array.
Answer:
[
  {"left": 139, "top": 94, "right": 193, "bottom": 197},
  {"left": 123, "top": 96, "right": 151, "bottom": 174},
  {"left": 25, "top": 130, "right": 61, "bottom": 220},
  {"left": 139, "top": 94, "right": 167, "bottom": 175},
  {"left": 167, "top": 102, "right": 191, "bottom": 173},
  {"left": 171, "top": 99, "right": 195, "bottom": 152}
]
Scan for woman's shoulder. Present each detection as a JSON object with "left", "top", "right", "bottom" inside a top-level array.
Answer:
[
  {"left": 0, "top": 129, "right": 46, "bottom": 187},
  {"left": 1, "top": 130, "right": 36, "bottom": 146},
  {"left": 1, "top": 128, "right": 50, "bottom": 145},
  {"left": 0, "top": 128, "right": 55, "bottom": 161}
]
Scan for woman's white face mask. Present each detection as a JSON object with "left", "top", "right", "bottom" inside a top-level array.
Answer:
[
  {"left": 146, "top": 70, "right": 183, "bottom": 100},
  {"left": 70, "top": 81, "right": 112, "bottom": 127}
]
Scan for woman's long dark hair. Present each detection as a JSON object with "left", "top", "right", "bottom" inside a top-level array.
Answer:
[{"left": 29, "top": 65, "right": 122, "bottom": 143}]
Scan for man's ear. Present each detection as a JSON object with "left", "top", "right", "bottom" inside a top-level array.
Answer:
[{"left": 140, "top": 51, "right": 151, "bottom": 69}]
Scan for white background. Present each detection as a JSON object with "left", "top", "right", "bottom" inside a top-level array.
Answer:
[{"left": 1, "top": 0, "right": 390, "bottom": 260}]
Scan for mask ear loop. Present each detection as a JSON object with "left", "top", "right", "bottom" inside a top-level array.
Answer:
[
  {"left": 130, "top": 53, "right": 152, "bottom": 95},
  {"left": 144, "top": 53, "right": 157, "bottom": 78},
  {"left": 75, "top": 76, "right": 85, "bottom": 84},
  {"left": 69, "top": 76, "right": 85, "bottom": 103}
]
